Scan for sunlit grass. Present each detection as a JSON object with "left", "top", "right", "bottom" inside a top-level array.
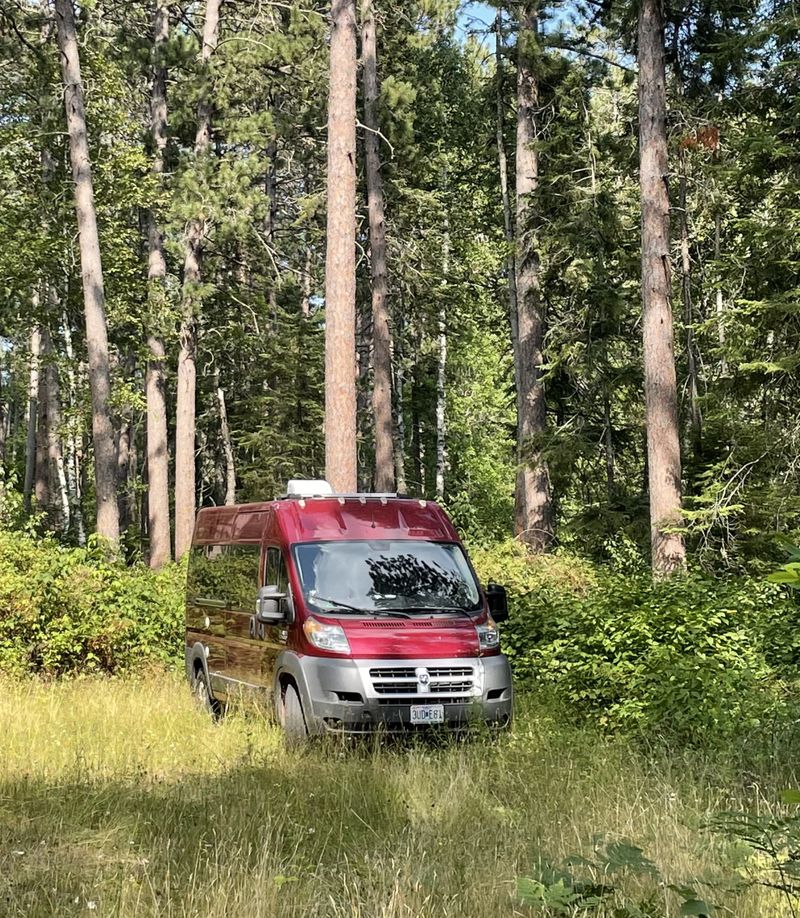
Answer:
[{"left": 0, "top": 672, "right": 793, "bottom": 916}]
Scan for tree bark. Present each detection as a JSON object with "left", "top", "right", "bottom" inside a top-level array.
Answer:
[
  {"left": 146, "top": 0, "right": 172, "bottom": 568},
  {"left": 55, "top": 0, "right": 119, "bottom": 546},
  {"left": 514, "top": 3, "right": 553, "bottom": 552},
  {"left": 392, "top": 295, "right": 407, "bottom": 493},
  {"left": 638, "top": 0, "right": 686, "bottom": 573},
  {"left": 61, "top": 315, "right": 86, "bottom": 545},
  {"left": 435, "top": 207, "right": 449, "bottom": 501},
  {"left": 361, "top": 0, "right": 394, "bottom": 493},
  {"left": 495, "top": 8, "right": 520, "bottom": 398},
  {"left": 174, "top": 0, "right": 221, "bottom": 559},
  {"left": 324, "top": 0, "right": 358, "bottom": 493},
  {"left": 679, "top": 149, "right": 702, "bottom": 453},
  {"left": 41, "top": 325, "right": 70, "bottom": 530},
  {"left": 23, "top": 320, "right": 42, "bottom": 515},
  {"left": 714, "top": 206, "right": 727, "bottom": 375},
  {"left": 34, "top": 337, "right": 49, "bottom": 513},
  {"left": 215, "top": 368, "right": 236, "bottom": 506}
]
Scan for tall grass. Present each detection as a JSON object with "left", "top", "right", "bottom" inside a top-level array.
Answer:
[{"left": 0, "top": 673, "right": 794, "bottom": 916}]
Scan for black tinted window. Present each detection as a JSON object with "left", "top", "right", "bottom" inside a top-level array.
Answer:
[
  {"left": 265, "top": 547, "right": 287, "bottom": 593},
  {"left": 187, "top": 543, "right": 261, "bottom": 610}
]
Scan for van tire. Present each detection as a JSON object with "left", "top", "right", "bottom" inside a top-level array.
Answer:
[
  {"left": 281, "top": 683, "right": 308, "bottom": 745},
  {"left": 192, "top": 666, "right": 222, "bottom": 719}
]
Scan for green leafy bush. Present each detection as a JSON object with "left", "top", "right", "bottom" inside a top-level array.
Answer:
[
  {"left": 472, "top": 540, "right": 796, "bottom": 744},
  {"left": 0, "top": 528, "right": 185, "bottom": 675}
]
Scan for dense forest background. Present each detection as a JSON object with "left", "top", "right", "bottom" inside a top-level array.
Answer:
[{"left": 0, "top": 0, "right": 797, "bottom": 573}]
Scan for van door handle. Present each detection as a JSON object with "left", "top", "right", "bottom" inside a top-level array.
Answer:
[{"left": 194, "top": 598, "right": 226, "bottom": 609}]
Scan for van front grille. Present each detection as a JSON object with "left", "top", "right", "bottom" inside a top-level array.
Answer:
[{"left": 368, "top": 665, "right": 476, "bottom": 698}]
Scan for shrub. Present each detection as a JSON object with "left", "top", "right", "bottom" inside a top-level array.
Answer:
[
  {"left": 472, "top": 540, "right": 796, "bottom": 744},
  {"left": 0, "top": 529, "right": 184, "bottom": 676}
]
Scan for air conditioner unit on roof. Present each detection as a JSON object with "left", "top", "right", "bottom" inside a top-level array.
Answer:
[{"left": 285, "top": 479, "right": 333, "bottom": 498}]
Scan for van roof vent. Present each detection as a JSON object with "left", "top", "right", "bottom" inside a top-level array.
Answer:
[
  {"left": 280, "top": 479, "right": 402, "bottom": 501},
  {"left": 284, "top": 479, "right": 333, "bottom": 498}
]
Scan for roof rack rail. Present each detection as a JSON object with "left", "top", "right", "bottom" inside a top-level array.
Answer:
[{"left": 278, "top": 491, "right": 400, "bottom": 501}]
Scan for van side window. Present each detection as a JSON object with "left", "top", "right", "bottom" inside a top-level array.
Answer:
[
  {"left": 187, "top": 543, "right": 261, "bottom": 610},
  {"left": 223, "top": 544, "right": 262, "bottom": 611},
  {"left": 186, "top": 545, "right": 224, "bottom": 606},
  {"left": 265, "top": 547, "right": 287, "bottom": 593}
]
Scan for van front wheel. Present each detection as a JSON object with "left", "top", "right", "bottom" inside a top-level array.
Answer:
[
  {"left": 281, "top": 684, "right": 308, "bottom": 745},
  {"left": 192, "top": 667, "right": 221, "bottom": 719}
]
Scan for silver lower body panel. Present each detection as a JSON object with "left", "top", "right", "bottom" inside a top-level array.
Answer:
[{"left": 296, "top": 654, "right": 513, "bottom": 734}]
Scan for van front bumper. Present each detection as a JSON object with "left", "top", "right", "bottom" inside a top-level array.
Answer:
[{"left": 294, "top": 654, "right": 513, "bottom": 734}]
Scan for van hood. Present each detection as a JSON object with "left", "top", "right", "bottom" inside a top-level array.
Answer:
[{"left": 329, "top": 614, "right": 482, "bottom": 659}]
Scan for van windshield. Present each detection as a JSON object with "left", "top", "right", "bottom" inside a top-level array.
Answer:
[{"left": 292, "top": 540, "right": 481, "bottom": 614}]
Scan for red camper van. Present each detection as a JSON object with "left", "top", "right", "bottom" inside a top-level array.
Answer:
[{"left": 185, "top": 480, "right": 512, "bottom": 738}]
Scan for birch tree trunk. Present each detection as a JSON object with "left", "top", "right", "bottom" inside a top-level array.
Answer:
[
  {"left": 146, "top": 0, "right": 172, "bottom": 568},
  {"left": 41, "top": 326, "right": 70, "bottom": 530},
  {"left": 715, "top": 206, "right": 728, "bottom": 375},
  {"left": 638, "top": 0, "right": 686, "bottom": 573},
  {"left": 174, "top": 0, "right": 221, "bottom": 559},
  {"left": 514, "top": 3, "right": 553, "bottom": 552},
  {"left": 55, "top": 0, "right": 119, "bottom": 546},
  {"left": 34, "top": 341, "right": 49, "bottom": 512},
  {"left": 214, "top": 368, "right": 236, "bottom": 506},
  {"left": 362, "top": 0, "right": 394, "bottom": 493},
  {"left": 324, "top": 0, "right": 358, "bottom": 493},
  {"left": 679, "top": 149, "right": 702, "bottom": 453},
  {"left": 23, "top": 320, "right": 42, "bottom": 514},
  {"left": 61, "top": 315, "right": 86, "bottom": 545}
]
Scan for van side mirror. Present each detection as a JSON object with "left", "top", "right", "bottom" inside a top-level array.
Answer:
[
  {"left": 486, "top": 583, "right": 509, "bottom": 622},
  {"left": 256, "top": 585, "right": 288, "bottom": 623}
]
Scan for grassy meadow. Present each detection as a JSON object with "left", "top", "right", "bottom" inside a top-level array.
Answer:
[{"left": 0, "top": 673, "right": 796, "bottom": 917}]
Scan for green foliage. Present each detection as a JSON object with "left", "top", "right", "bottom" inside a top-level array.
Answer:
[
  {"left": 473, "top": 541, "right": 796, "bottom": 744},
  {"left": 0, "top": 528, "right": 184, "bottom": 676},
  {"left": 517, "top": 837, "right": 714, "bottom": 916}
]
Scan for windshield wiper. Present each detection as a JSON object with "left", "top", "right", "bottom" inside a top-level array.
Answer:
[
  {"left": 310, "top": 596, "right": 370, "bottom": 614},
  {"left": 310, "top": 596, "right": 411, "bottom": 618}
]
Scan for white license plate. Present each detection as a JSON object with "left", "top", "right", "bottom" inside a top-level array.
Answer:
[{"left": 410, "top": 704, "right": 445, "bottom": 725}]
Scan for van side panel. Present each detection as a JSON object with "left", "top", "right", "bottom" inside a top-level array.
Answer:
[{"left": 185, "top": 541, "right": 228, "bottom": 685}]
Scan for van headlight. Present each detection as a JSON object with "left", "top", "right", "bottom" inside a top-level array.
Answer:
[
  {"left": 476, "top": 619, "right": 500, "bottom": 652},
  {"left": 303, "top": 617, "right": 351, "bottom": 654}
]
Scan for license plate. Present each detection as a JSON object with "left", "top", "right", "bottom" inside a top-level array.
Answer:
[{"left": 410, "top": 704, "right": 445, "bottom": 725}]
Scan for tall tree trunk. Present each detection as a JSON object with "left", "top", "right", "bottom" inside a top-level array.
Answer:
[
  {"left": 0, "top": 355, "right": 7, "bottom": 468},
  {"left": 214, "top": 368, "right": 236, "bottom": 506},
  {"left": 34, "top": 340, "right": 49, "bottom": 512},
  {"left": 146, "top": 0, "right": 172, "bottom": 568},
  {"left": 41, "top": 325, "right": 70, "bottom": 531},
  {"left": 514, "top": 3, "right": 553, "bottom": 552},
  {"left": 410, "top": 325, "right": 423, "bottom": 494},
  {"left": 301, "top": 242, "right": 313, "bottom": 318},
  {"left": 23, "top": 320, "right": 42, "bottom": 514},
  {"left": 174, "top": 0, "right": 221, "bottom": 559},
  {"left": 603, "top": 390, "right": 615, "bottom": 499},
  {"left": 55, "top": 0, "right": 119, "bottom": 546},
  {"left": 495, "top": 8, "right": 520, "bottom": 398},
  {"left": 435, "top": 207, "right": 449, "bottom": 501},
  {"left": 679, "top": 149, "right": 702, "bottom": 453},
  {"left": 324, "top": 0, "right": 358, "bottom": 493},
  {"left": 116, "top": 357, "right": 134, "bottom": 533},
  {"left": 362, "top": 0, "right": 394, "bottom": 493},
  {"left": 638, "top": 0, "right": 686, "bottom": 573},
  {"left": 392, "top": 297, "right": 407, "bottom": 493},
  {"left": 62, "top": 315, "right": 86, "bottom": 545},
  {"left": 714, "top": 205, "right": 727, "bottom": 375}
]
